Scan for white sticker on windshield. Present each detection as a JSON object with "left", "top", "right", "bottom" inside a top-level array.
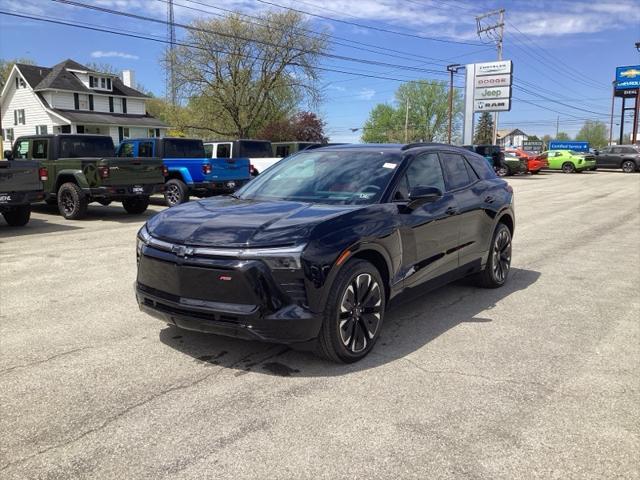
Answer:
[{"left": 382, "top": 163, "right": 397, "bottom": 169}]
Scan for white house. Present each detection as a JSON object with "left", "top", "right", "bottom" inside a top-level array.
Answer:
[
  {"left": 1, "top": 59, "right": 168, "bottom": 151},
  {"left": 496, "top": 128, "right": 529, "bottom": 149}
]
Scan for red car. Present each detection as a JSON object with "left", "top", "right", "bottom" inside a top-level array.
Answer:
[{"left": 506, "top": 148, "right": 548, "bottom": 174}]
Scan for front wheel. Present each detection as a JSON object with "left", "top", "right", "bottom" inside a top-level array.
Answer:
[
  {"left": 2, "top": 205, "right": 31, "bottom": 226},
  {"left": 122, "top": 196, "right": 149, "bottom": 214},
  {"left": 496, "top": 165, "right": 509, "bottom": 177},
  {"left": 316, "top": 259, "right": 386, "bottom": 363},
  {"left": 164, "top": 179, "right": 189, "bottom": 207},
  {"left": 562, "top": 162, "right": 576, "bottom": 173},
  {"left": 57, "top": 182, "right": 88, "bottom": 220},
  {"left": 621, "top": 160, "right": 637, "bottom": 173},
  {"left": 475, "top": 223, "right": 512, "bottom": 288}
]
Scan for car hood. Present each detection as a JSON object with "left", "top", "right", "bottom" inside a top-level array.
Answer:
[{"left": 146, "top": 196, "right": 363, "bottom": 247}]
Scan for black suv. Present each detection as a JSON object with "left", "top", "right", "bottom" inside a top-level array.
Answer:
[
  {"left": 594, "top": 145, "right": 640, "bottom": 173},
  {"left": 135, "top": 143, "right": 515, "bottom": 362}
]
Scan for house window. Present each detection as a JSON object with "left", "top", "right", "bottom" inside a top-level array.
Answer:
[
  {"left": 3, "top": 128, "right": 14, "bottom": 142},
  {"left": 113, "top": 97, "right": 122, "bottom": 113},
  {"left": 35, "top": 125, "right": 48, "bottom": 135},
  {"left": 14, "top": 109, "right": 25, "bottom": 125},
  {"left": 107, "top": 78, "right": 112, "bottom": 90},
  {"left": 123, "top": 127, "right": 130, "bottom": 138},
  {"left": 15, "top": 77, "right": 26, "bottom": 89},
  {"left": 101, "top": 78, "right": 106, "bottom": 89},
  {"left": 77, "top": 125, "right": 85, "bottom": 134},
  {"left": 78, "top": 94, "right": 89, "bottom": 110},
  {"left": 60, "top": 125, "right": 71, "bottom": 134}
]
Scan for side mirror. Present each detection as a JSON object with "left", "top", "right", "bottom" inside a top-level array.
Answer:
[
  {"left": 594, "top": 150, "right": 600, "bottom": 155},
  {"left": 3, "top": 150, "right": 13, "bottom": 160},
  {"left": 407, "top": 186, "right": 442, "bottom": 210}
]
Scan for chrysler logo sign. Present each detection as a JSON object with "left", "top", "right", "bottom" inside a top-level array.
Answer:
[{"left": 475, "top": 60, "right": 513, "bottom": 76}]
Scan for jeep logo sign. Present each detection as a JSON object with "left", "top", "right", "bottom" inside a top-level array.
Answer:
[
  {"left": 474, "top": 86, "right": 511, "bottom": 99},
  {"left": 474, "top": 99, "right": 511, "bottom": 112}
]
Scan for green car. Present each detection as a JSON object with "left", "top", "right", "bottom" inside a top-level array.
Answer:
[{"left": 539, "top": 150, "right": 597, "bottom": 173}]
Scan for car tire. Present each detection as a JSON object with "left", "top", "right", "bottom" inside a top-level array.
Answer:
[
  {"left": 531, "top": 170, "right": 540, "bottom": 175},
  {"left": 621, "top": 160, "right": 637, "bottom": 173},
  {"left": 475, "top": 223, "right": 512, "bottom": 289},
  {"left": 2, "top": 205, "right": 31, "bottom": 227},
  {"left": 57, "top": 182, "right": 88, "bottom": 220},
  {"left": 315, "top": 259, "right": 386, "bottom": 363},
  {"left": 122, "top": 196, "right": 150, "bottom": 215},
  {"left": 496, "top": 165, "right": 509, "bottom": 177},
  {"left": 562, "top": 162, "right": 576, "bottom": 173},
  {"left": 164, "top": 179, "right": 189, "bottom": 207}
]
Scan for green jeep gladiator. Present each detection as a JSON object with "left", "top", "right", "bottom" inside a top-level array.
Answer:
[{"left": 8, "top": 134, "right": 166, "bottom": 220}]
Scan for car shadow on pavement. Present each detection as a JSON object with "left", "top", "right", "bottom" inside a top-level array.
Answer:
[
  {"left": 30, "top": 203, "right": 163, "bottom": 224},
  {"left": 158, "top": 267, "right": 541, "bottom": 377},
  {"left": 0, "top": 216, "right": 83, "bottom": 237}
]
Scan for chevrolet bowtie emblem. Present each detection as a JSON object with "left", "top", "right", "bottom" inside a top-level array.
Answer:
[{"left": 172, "top": 245, "right": 194, "bottom": 257}]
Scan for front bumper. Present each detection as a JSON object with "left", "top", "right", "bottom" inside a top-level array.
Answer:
[
  {"left": 135, "top": 247, "right": 322, "bottom": 343},
  {"left": 86, "top": 183, "right": 164, "bottom": 199},
  {"left": 191, "top": 179, "right": 250, "bottom": 195}
]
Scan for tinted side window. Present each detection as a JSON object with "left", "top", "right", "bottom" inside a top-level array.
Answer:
[
  {"left": 612, "top": 148, "right": 622, "bottom": 154},
  {"left": 216, "top": 143, "right": 231, "bottom": 158},
  {"left": 32, "top": 139, "right": 48, "bottom": 159},
  {"left": 138, "top": 142, "right": 153, "bottom": 157},
  {"left": 119, "top": 142, "right": 134, "bottom": 157},
  {"left": 622, "top": 147, "right": 637, "bottom": 154},
  {"left": 440, "top": 153, "right": 471, "bottom": 190},
  {"left": 465, "top": 154, "right": 495, "bottom": 180},
  {"left": 406, "top": 153, "right": 446, "bottom": 193},
  {"left": 204, "top": 144, "right": 213, "bottom": 158},
  {"left": 13, "top": 139, "right": 30, "bottom": 159}
]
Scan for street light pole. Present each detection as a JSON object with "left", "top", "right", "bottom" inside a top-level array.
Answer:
[
  {"left": 609, "top": 81, "right": 616, "bottom": 146},
  {"left": 447, "top": 64, "right": 462, "bottom": 144}
]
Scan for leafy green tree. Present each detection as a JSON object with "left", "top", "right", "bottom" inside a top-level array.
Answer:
[
  {"left": 576, "top": 120, "right": 608, "bottom": 148},
  {"left": 474, "top": 112, "right": 494, "bottom": 144},
  {"left": 168, "top": 11, "right": 328, "bottom": 138},
  {"left": 556, "top": 132, "right": 571, "bottom": 140},
  {"left": 542, "top": 134, "right": 552, "bottom": 148},
  {"left": 362, "top": 80, "right": 462, "bottom": 143}
]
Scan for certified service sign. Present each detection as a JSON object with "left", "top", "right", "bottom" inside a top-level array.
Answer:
[{"left": 616, "top": 65, "right": 640, "bottom": 90}]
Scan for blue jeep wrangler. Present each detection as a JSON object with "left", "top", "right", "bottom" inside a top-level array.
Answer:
[{"left": 116, "top": 138, "right": 250, "bottom": 206}]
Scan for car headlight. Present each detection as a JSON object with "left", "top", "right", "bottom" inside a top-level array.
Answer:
[
  {"left": 137, "top": 225, "right": 151, "bottom": 258},
  {"left": 194, "top": 244, "right": 306, "bottom": 270}
]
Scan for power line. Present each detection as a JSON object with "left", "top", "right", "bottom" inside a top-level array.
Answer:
[{"left": 251, "top": 0, "right": 485, "bottom": 46}]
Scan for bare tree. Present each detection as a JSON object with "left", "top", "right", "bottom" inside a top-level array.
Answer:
[{"left": 169, "top": 11, "right": 328, "bottom": 138}]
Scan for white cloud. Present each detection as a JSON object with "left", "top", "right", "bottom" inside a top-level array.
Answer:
[
  {"left": 91, "top": 50, "right": 139, "bottom": 60},
  {"left": 357, "top": 88, "right": 376, "bottom": 100}
]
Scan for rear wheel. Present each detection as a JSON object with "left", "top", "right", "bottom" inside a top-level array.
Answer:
[
  {"left": 2, "top": 205, "right": 31, "bottom": 226},
  {"left": 475, "top": 223, "right": 512, "bottom": 289},
  {"left": 562, "top": 162, "right": 576, "bottom": 173},
  {"left": 621, "top": 160, "right": 637, "bottom": 173},
  {"left": 122, "top": 196, "right": 150, "bottom": 214},
  {"left": 57, "top": 182, "right": 88, "bottom": 220},
  {"left": 316, "top": 259, "right": 385, "bottom": 363},
  {"left": 496, "top": 165, "right": 509, "bottom": 177},
  {"left": 531, "top": 170, "right": 540, "bottom": 175},
  {"left": 164, "top": 179, "right": 189, "bottom": 207}
]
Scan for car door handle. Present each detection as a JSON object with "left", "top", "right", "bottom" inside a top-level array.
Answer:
[
  {"left": 484, "top": 195, "right": 495, "bottom": 204},
  {"left": 445, "top": 206, "right": 457, "bottom": 216}
]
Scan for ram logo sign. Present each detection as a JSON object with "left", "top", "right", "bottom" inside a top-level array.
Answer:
[{"left": 474, "top": 99, "right": 511, "bottom": 112}]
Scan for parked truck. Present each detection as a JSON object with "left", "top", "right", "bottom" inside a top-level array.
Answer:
[
  {"left": 7, "top": 134, "right": 166, "bottom": 220},
  {"left": 118, "top": 138, "right": 251, "bottom": 207},
  {"left": 0, "top": 157, "right": 44, "bottom": 226},
  {"left": 204, "top": 139, "right": 280, "bottom": 177}
]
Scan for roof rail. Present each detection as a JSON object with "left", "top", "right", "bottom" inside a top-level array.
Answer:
[{"left": 401, "top": 142, "right": 450, "bottom": 151}]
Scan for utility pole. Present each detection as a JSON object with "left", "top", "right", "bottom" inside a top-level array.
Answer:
[
  {"left": 609, "top": 81, "right": 615, "bottom": 146},
  {"left": 556, "top": 116, "right": 559, "bottom": 137},
  {"left": 166, "top": 0, "right": 177, "bottom": 106},
  {"left": 476, "top": 9, "right": 505, "bottom": 145},
  {"left": 447, "top": 64, "right": 462, "bottom": 144},
  {"left": 404, "top": 98, "right": 410, "bottom": 143}
]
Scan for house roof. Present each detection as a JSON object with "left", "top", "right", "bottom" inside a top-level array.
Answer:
[
  {"left": 50, "top": 109, "right": 168, "bottom": 128},
  {"left": 16, "top": 59, "right": 148, "bottom": 98},
  {"left": 497, "top": 128, "right": 527, "bottom": 139}
]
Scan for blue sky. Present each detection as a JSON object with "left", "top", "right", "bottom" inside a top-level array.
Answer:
[{"left": 1, "top": 0, "right": 639, "bottom": 142}]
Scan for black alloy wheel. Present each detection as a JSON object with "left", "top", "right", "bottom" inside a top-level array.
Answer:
[
  {"left": 164, "top": 179, "right": 189, "bottom": 207},
  {"left": 57, "top": 182, "right": 88, "bottom": 220},
  {"left": 562, "top": 162, "right": 576, "bottom": 173},
  {"left": 475, "top": 223, "right": 512, "bottom": 288},
  {"left": 622, "top": 160, "right": 637, "bottom": 173},
  {"left": 316, "top": 259, "right": 386, "bottom": 363}
]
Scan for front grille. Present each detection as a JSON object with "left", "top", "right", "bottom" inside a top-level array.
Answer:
[{"left": 279, "top": 279, "right": 307, "bottom": 305}]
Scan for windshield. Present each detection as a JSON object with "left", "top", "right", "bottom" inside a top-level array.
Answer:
[
  {"left": 237, "top": 150, "right": 401, "bottom": 205},
  {"left": 570, "top": 150, "right": 585, "bottom": 156},
  {"left": 239, "top": 141, "right": 272, "bottom": 158},
  {"left": 163, "top": 139, "right": 205, "bottom": 158},
  {"left": 59, "top": 137, "right": 114, "bottom": 158}
]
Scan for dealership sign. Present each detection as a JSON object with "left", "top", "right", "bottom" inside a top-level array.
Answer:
[
  {"left": 522, "top": 140, "right": 544, "bottom": 153},
  {"left": 615, "top": 65, "right": 640, "bottom": 90},
  {"left": 475, "top": 74, "right": 512, "bottom": 88},
  {"left": 474, "top": 86, "right": 511, "bottom": 99},
  {"left": 475, "top": 60, "right": 513, "bottom": 76},
  {"left": 549, "top": 140, "right": 589, "bottom": 152},
  {"left": 474, "top": 99, "right": 511, "bottom": 111}
]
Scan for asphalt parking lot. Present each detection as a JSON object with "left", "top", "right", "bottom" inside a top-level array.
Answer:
[{"left": 1, "top": 170, "right": 639, "bottom": 479}]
